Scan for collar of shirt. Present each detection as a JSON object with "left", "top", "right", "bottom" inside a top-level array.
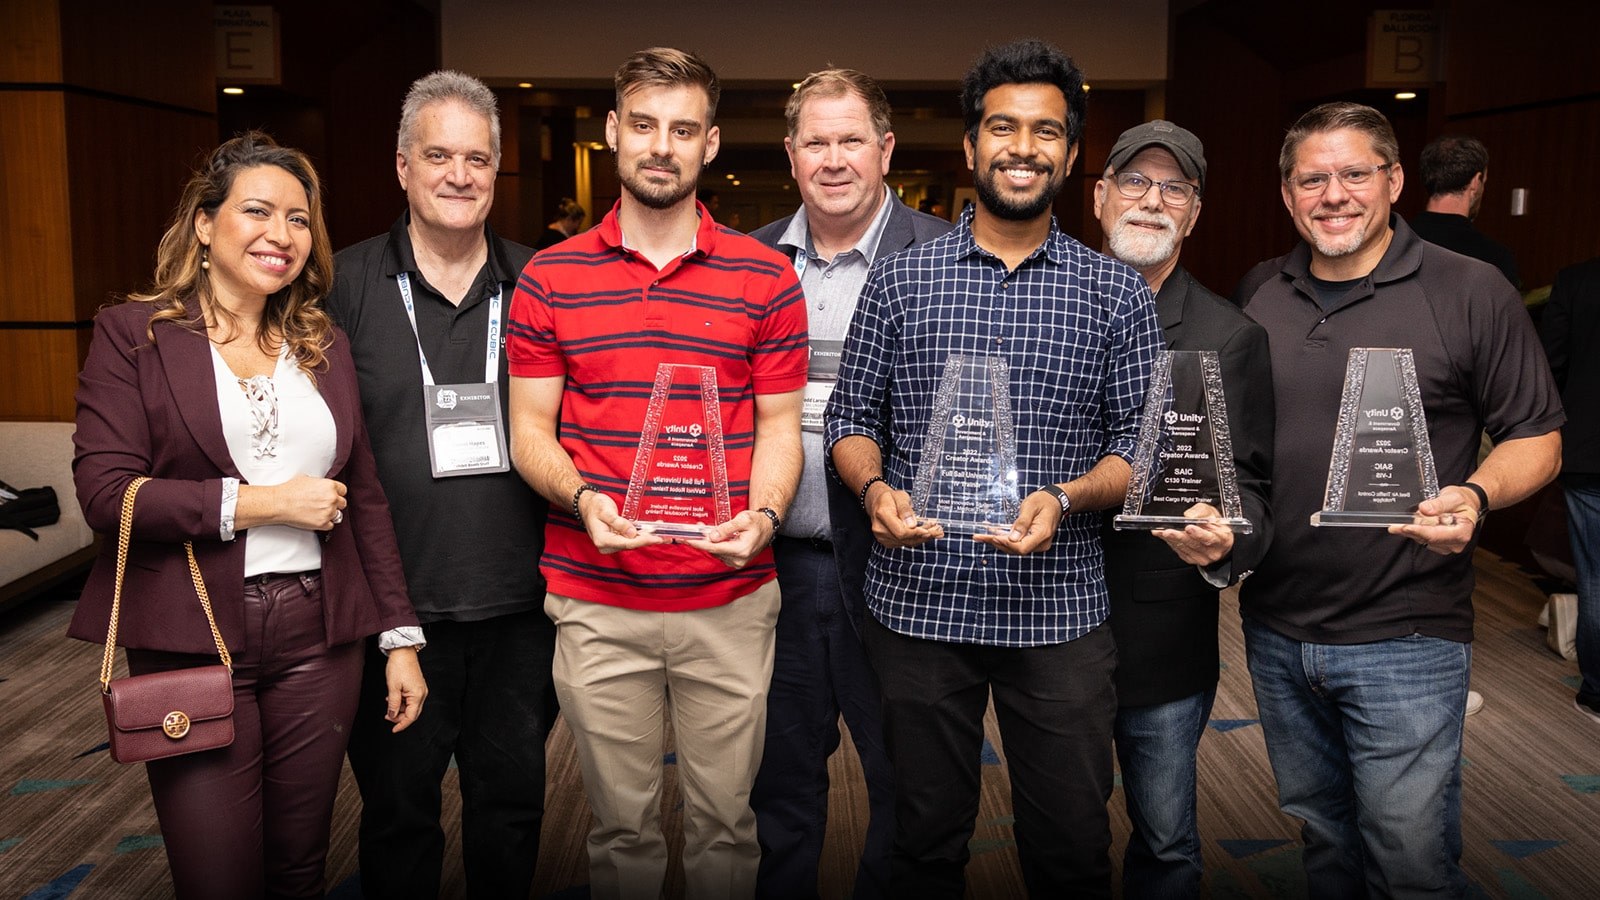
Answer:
[
  {"left": 596, "top": 198, "right": 720, "bottom": 261},
  {"left": 948, "top": 202, "right": 1071, "bottom": 269},
  {"left": 777, "top": 185, "right": 897, "bottom": 265},
  {"left": 382, "top": 212, "right": 516, "bottom": 305}
]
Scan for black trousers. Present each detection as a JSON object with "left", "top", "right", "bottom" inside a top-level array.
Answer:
[
  {"left": 863, "top": 615, "right": 1118, "bottom": 899},
  {"left": 346, "top": 608, "right": 557, "bottom": 900}
]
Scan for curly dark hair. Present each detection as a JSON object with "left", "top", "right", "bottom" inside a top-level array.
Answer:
[
  {"left": 960, "top": 40, "right": 1087, "bottom": 147},
  {"left": 134, "top": 132, "right": 333, "bottom": 376}
]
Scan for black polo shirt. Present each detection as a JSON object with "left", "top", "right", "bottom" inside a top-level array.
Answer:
[
  {"left": 1236, "top": 215, "right": 1563, "bottom": 644},
  {"left": 326, "top": 214, "right": 546, "bottom": 624}
]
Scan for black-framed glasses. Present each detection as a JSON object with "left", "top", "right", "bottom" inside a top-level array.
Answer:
[
  {"left": 1288, "top": 163, "right": 1392, "bottom": 195},
  {"left": 1110, "top": 171, "right": 1200, "bottom": 207}
]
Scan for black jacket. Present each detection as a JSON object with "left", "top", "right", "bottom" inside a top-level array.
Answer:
[
  {"left": 1102, "top": 267, "right": 1275, "bottom": 707},
  {"left": 1541, "top": 256, "right": 1600, "bottom": 475}
]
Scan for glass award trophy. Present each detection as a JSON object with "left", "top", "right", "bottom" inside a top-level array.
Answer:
[
  {"left": 910, "top": 354, "right": 1021, "bottom": 535},
  {"left": 1114, "top": 350, "right": 1252, "bottom": 533},
  {"left": 621, "top": 363, "right": 732, "bottom": 538},
  {"left": 1311, "top": 348, "right": 1440, "bottom": 527}
]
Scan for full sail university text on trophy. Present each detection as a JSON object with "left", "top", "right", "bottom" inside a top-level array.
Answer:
[
  {"left": 1311, "top": 347, "right": 1444, "bottom": 527},
  {"left": 910, "top": 354, "right": 1021, "bottom": 536},
  {"left": 1114, "top": 349, "right": 1252, "bottom": 533},
  {"left": 621, "top": 363, "right": 732, "bottom": 538}
]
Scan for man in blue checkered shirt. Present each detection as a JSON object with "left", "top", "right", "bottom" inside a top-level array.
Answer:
[{"left": 825, "top": 40, "right": 1163, "bottom": 898}]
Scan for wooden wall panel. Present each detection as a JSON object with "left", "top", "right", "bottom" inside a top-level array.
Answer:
[
  {"left": 1444, "top": 0, "right": 1600, "bottom": 118},
  {"left": 1452, "top": 98, "right": 1600, "bottom": 289},
  {"left": 64, "top": 95, "right": 222, "bottom": 320},
  {"left": 1167, "top": 9, "right": 1298, "bottom": 295},
  {"left": 57, "top": 0, "right": 215, "bottom": 113},
  {"left": 0, "top": 92, "right": 75, "bottom": 322},
  {"left": 0, "top": 0, "right": 63, "bottom": 82},
  {"left": 0, "top": 331, "right": 81, "bottom": 421}
]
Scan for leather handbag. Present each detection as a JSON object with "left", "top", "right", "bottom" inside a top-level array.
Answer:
[{"left": 99, "top": 477, "right": 236, "bottom": 764}]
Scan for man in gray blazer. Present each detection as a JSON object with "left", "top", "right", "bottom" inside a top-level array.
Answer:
[
  {"left": 1093, "top": 120, "right": 1275, "bottom": 899},
  {"left": 747, "top": 68, "right": 950, "bottom": 900}
]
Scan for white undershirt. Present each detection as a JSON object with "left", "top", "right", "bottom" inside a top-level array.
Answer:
[{"left": 211, "top": 344, "right": 336, "bottom": 577}]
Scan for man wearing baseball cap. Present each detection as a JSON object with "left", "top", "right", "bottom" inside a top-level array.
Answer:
[{"left": 1094, "top": 120, "right": 1275, "bottom": 899}]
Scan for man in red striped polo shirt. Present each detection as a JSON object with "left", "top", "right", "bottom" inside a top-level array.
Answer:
[{"left": 506, "top": 47, "right": 808, "bottom": 900}]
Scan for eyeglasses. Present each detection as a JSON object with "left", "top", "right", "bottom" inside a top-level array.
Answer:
[
  {"left": 1288, "top": 163, "right": 1392, "bottom": 195},
  {"left": 1110, "top": 171, "right": 1200, "bottom": 207}
]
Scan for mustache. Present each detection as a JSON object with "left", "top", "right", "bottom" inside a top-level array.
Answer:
[
  {"left": 637, "top": 157, "right": 681, "bottom": 175},
  {"left": 1118, "top": 210, "right": 1172, "bottom": 230},
  {"left": 989, "top": 157, "right": 1052, "bottom": 176}
]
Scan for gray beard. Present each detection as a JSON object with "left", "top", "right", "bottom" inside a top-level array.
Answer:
[{"left": 1106, "top": 217, "right": 1180, "bottom": 269}]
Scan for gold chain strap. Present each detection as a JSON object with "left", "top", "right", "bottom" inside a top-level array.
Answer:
[{"left": 99, "top": 477, "right": 233, "bottom": 693}]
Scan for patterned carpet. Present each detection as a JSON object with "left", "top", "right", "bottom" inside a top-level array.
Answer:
[{"left": 2, "top": 548, "right": 1598, "bottom": 898}]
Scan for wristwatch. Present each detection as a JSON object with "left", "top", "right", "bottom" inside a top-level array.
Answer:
[{"left": 1039, "top": 484, "right": 1071, "bottom": 517}]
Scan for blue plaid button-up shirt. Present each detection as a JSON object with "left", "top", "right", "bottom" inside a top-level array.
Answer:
[{"left": 824, "top": 208, "right": 1162, "bottom": 647}]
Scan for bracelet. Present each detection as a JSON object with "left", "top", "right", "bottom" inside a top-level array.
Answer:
[
  {"left": 858, "top": 475, "right": 887, "bottom": 510},
  {"left": 756, "top": 506, "right": 782, "bottom": 543},
  {"left": 572, "top": 483, "right": 601, "bottom": 519}
]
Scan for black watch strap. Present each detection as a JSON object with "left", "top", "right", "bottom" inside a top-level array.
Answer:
[
  {"left": 1039, "top": 484, "right": 1071, "bottom": 516},
  {"left": 1459, "top": 481, "right": 1489, "bottom": 526}
]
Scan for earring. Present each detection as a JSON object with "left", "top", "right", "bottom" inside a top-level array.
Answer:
[{"left": 200, "top": 247, "right": 210, "bottom": 270}]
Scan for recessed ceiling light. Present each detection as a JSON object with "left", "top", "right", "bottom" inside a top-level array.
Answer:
[
  {"left": 791, "top": 82, "right": 801, "bottom": 90},
  {"left": 222, "top": 87, "right": 244, "bottom": 95},
  {"left": 725, "top": 173, "right": 735, "bottom": 180},
  {"left": 731, "top": 180, "right": 741, "bottom": 186},
  {"left": 1395, "top": 91, "right": 1418, "bottom": 100},
  {"left": 518, "top": 82, "right": 533, "bottom": 89}
]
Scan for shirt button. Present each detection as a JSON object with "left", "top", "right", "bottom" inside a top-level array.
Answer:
[
  {"left": 816, "top": 303, "right": 826, "bottom": 310},
  {"left": 981, "top": 558, "right": 989, "bottom": 567},
  {"left": 995, "top": 337, "right": 1004, "bottom": 346},
  {"left": 824, "top": 270, "right": 835, "bottom": 279}
]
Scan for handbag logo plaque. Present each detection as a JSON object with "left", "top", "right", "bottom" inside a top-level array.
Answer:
[{"left": 163, "top": 710, "right": 192, "bottom": 739}]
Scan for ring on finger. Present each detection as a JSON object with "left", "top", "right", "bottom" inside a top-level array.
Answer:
[{"left": 333, "top": 510, "right": 344, "bottom": 524}]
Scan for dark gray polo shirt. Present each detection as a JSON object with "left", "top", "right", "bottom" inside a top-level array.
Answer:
[
  {"left": 1236, "top": 215, "right": 1563, "bottom": 644},
  {"left": 326, "top": 214, "right": 546, "bottom": 624}
]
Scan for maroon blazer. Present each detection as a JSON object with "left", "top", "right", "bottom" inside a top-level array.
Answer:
[{"left": 66, "top": 301, "right": 418, "bottom": 655}]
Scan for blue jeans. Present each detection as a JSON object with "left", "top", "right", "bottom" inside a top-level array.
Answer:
[
  {"left": 1563, "top": 480, "right": 1600, "bottom": 702},
  {"left": 1115, "top": 689, "right": 1216, "bottom": 900},
  {"left": 1242, "top": 618, "right": 1469, "bottom": 899}
]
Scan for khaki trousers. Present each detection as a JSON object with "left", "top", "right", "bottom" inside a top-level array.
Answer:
[{"left": 546, "top": 579, "right": 781, "bottom": 900}]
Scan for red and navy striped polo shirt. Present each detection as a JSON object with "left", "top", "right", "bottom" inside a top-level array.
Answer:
[{"left": 508, "top": 201, "right": 809, "bottom": 611}]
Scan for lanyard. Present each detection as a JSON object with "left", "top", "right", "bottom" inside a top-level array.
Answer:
[{"left": 396, "top": 272, "right": 501, "bottom": 386}]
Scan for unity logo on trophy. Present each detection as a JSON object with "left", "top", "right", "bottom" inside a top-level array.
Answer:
[
  {"left": 621, "top": 363, "right": 732, "bottom": 538},
  {"left": 1115, "top": 350, "right": 1252, "bottom": 532},
  {"left": 1311, "top": 348, "right": 1441, "bottom": 527},
  {"left": 910, "top": 354, "right": 1021, "bottom": 536}
]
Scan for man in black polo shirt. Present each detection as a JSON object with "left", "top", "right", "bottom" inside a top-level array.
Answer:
[
  {"left": 1236, "top": 102, "right": 1562, "bottom": 897},
  {"left": 1410, "top": 133, "right": 1520, "bottom": 289},
  {"left": 325, "top": 70, "right": 554, "bottom": 900}
]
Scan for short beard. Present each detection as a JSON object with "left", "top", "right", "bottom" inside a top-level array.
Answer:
[
  {"left": 1309, "top": 221, "right": 1366, "bottom": 258},
  {"left": 619, "top": 157, "right": 697, "bottom": 210},
  {"left": 974, "top": 163, "right": 1062, "bottom": 222},
  {"left": 1106, "top": 211, "right": 1181, "bottom": 269}
]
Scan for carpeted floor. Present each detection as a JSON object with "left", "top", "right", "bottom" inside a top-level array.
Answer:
[{"left": 2, "top": 548, "right": 1598, "bottom": 898}]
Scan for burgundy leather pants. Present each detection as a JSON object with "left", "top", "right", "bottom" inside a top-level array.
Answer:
[{"left": 127, "top": 571, "right": 363, "bottom": 900}]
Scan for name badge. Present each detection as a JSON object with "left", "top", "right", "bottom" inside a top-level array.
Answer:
[
  {"left": 423, "top": 381, "right": 510, "bottom": 478},
  {"left": 803, "top": 339, "right": 844, "bottom": 434}
]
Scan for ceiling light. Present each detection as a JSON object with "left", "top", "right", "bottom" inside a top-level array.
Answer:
[
  {"left": 222, "top": 87, "right": 244, "bottom": 95},
  {"left": 1395, "top": 91, "right": 1418, "bottom": 100},
  {"left": 518, "top": 82, "right": 532, "bottom": 89}
]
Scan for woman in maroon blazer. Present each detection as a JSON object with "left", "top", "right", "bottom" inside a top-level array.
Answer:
[{"left": 68, "top": 133, "right": 427, "bottom": 899}]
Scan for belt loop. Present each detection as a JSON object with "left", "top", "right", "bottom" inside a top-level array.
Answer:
[{"left": 299, "top": 573, "right": 315, "bottom": 594}]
